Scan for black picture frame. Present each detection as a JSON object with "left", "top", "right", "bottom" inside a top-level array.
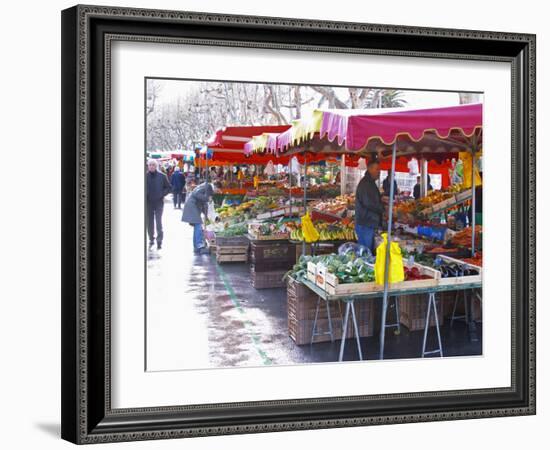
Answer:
[{"left": 61, "top": 4, "right": 536, "bottom": 444}]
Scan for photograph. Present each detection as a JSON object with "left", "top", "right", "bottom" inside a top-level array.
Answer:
[{"left": 144, "top": 78, "right": 484, "bottom": 371}]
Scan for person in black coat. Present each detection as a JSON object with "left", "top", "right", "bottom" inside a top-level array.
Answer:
[
  {"left": 170, "top": 166, "right": 186, "bottom": 209},
  {"left": 413, "top": 176, "right": 421, "bottom": 200},
  {"left": 146, "top": 159, "right": 171, "bottom": 250},
  {"left": 412, "top": 175, "right": 433, "bottom": 200},
  {"left": 355, "top": 160, "right": 384, "bottom": 254},
  {"left": 382, "top": 174, "right": 398, "bottom": 199}
]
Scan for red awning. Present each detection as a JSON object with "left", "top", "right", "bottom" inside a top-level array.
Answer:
[
  {"left": 207, "top": 125, "right": 291, "bottom": 150},
  {"left": 205, "top": 125, "right": 292, "bottom": 165}
]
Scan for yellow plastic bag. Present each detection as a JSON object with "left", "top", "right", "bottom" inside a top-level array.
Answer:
[
  {"left": 301, "top": 212, "right": 319, "bottom": 243},
  {"left": 459, "top": 151, "right": 482, "bottom": 189},
  {"left": 375, "top": 233, "right": 405, "bottom": 285}
]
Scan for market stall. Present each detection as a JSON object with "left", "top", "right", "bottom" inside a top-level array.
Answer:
[
  {"left": 198, "top": 126, "right": 302, "bottom": 287},
  {"left": 244, "top": 103, "right": 483, "bottom": 359}
]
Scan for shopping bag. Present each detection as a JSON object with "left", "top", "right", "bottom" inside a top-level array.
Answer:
[
  {"left": 206, "top": 200, "right": 218, "bottom": 223},
  {"left": 374, "top": 233, "right": 405, "bottom": 285},
  {"left": 300, "top": 211, "right": 319, "bottom": 243},
  {"left": 459, "top": 151, "right": 482, "bottom": 188}
]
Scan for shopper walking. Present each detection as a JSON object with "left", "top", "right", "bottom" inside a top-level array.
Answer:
[
  {"left": 354, "top": 159, "right": 384, "bottom": 254},
  {"left": 146, "top": 159, "right": 171, "bottom": 250},
  {"left": 170, "top": 166, "right": 186, "bottom": 209},
  {"left": 181, "top": 181, "right": 220, "bottom": 254}
]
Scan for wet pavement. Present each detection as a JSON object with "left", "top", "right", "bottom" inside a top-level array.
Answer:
[{"left": 146, "top": 198, "right": 482, "bottom": 372}]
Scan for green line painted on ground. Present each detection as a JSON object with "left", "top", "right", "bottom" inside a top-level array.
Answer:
[{"left": 214, "top": 259, "right": 273, "bottom": 366}]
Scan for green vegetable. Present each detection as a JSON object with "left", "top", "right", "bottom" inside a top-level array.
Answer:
[
  {"left": 216, "top": 222, "right": 248, "bottom": 237},
  {"left": 286, "top": 252, "right": 374, "bottom": 284}
]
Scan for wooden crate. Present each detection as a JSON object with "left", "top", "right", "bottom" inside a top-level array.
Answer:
[
  {"left": 287, "top": 277, "right": 375, "bottom": 345},
  {"left": 216, "top": 253, "right": 248, "bottom": 263},
  {"left": 248, "top": 233, "right": 290, "bottom": 241},
  {"left": 216, "top": 245, "right": 249, "bottom": 255},
  {"left": 398, "top": 293, "right": 444, "bottom": 331},
  {"left": 215, "top": 235, "right": 250, "bottom": 247},
  {"left": 255, "top": 208, "right": 286, "bottom": 220},
  {"left": 250, "top": 240, "right": 296, "bottom": 265},
  {"left": 435, "top": 254, "right": 482, "bottom": 286},
  {"left": 206, "top": 236, "right": 216, "bottom": 251},
  {"left": 252, "top": 260, "right": 295, "bottom": 273},
  {"left": 431, "top": 195, "right": 457, "bottom": 213},
  {"left": 294, "top": 242, "right": 337, "bottom": 262},
  {"left": 216, "top": 244, "right": 249, "bottom": 264},
  {"left": 455, "top": 190, "right": 472, "bottom": 202},
  {"left": 324, "top": 262, "right": 438, "bottom": 296},
  {"left": 251, "top": 268, "right": 287, "bottom": 289}
]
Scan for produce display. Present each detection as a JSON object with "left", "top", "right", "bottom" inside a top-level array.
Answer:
[
  {"left": 310, "top": 194, "right": 355, "bottom": 216},
  {"left": 305, "top": 183, "right": 341, "bottom": 199},
  {"left": 436, "top": 261, "right": 479, "bottom": 278},
  {"left": 286, "top": 253, "right": 375, "bottom": 284},
  {"left": 461, "top": 252, "right": 483, "bottom": 267},
  {"left": 418, "top": 187, "right": 458, "bottom": 207},
  {"left": 450, "top": 225, "right": 482, "bottom": 247},
  {"left": 280, "top": 183, "right": 341, "bottom": 199},
  {"left": 248, "top": 219, "right": 293, "bottom": 238},
  {"left": 216, "top": 222, "right": 248, "bottom": 237},
  {"left": 394, "top": 184, "right": 470, "bottom": 221},
  {"left": 286, "top": 217, "right": 356, "bottom": 242},
  {"left": 216, "top": 196, "right": 280, "bottom": 220},
  {"left": 212, "top": 193, "right": 245, "bottom": 207},
  {"left": 402, "top": 248, "right": 482, "bottom": 279},
  {"left": 209, "top": 166, "right": 482, "bottom": 294},
  {"left": 404, "top": 266, "right": 432, "bottom": 281},
  {"left": 402, "top": 249, "right": 436, "bottom": 267}
]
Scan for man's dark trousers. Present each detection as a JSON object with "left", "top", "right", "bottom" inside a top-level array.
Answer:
[
  {"left": 147, "top": 199, "right": 164, "bottom": 245},
  {"left": 172, "top": 190, "right": 184, "bottom": 208}
]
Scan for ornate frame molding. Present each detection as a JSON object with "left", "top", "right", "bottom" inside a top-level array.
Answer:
[{"left": 61, "top": 5, "right": 536, "bottom": 444}]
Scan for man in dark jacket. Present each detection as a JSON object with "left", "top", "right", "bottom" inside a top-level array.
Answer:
[
  {"left": 170, "top": 166, "right": 186, "bottom": 209},
  {"left": 413, "top": 175, "right": 433, "bottom": 200},
  {"left": 181, "top": 181, "right": 219, "bottom": 254},
  {"left": 413, "top": 176, "right": 421, "bottom": 200},
  {"left": 146, "top": 159, "right": 171, "bottom": 250},
  {"left": 382, "top": 174, "right": 398, "bottom": 199},
  {"left": 355, "top": 160, "right": 384, "bottom": 254}
]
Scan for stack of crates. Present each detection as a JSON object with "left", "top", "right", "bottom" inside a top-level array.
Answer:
[{"left": 215, "top": 236, "right": 249, "bottom": 263}]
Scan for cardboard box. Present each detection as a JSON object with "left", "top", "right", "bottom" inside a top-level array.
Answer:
[
  {"left": 307, "top": 262, "right": 317, "bottom": 283},
  {"left": 315, "top": 263, "right": 327, "bottom": 290}
]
